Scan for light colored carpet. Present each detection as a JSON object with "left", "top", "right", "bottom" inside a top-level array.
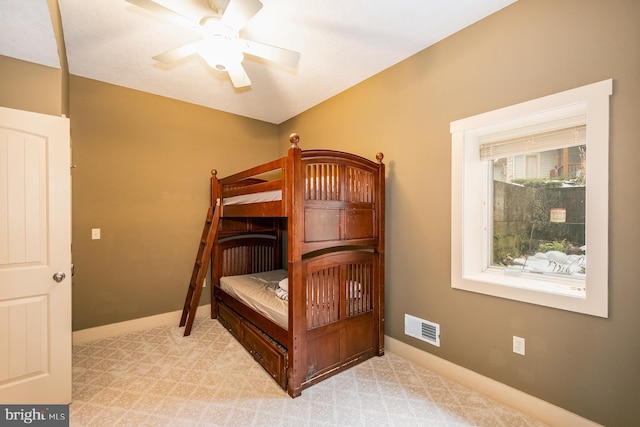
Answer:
[{"left": 70, "top": 318, "right": 548, "bottom": 426}]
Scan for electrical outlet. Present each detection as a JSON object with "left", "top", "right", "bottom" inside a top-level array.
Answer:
[
  {"left": 513, "top": 336, "right": 525, "bottom": 355},
  {"left": 91, "top": 228, "right": 101, "bottom": 240}
]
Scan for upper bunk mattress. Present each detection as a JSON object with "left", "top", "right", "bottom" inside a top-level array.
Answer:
[
  {"left": 220, "top": 269, "right": 288, "bottom": 329},
  {"left": 221, "top": 190, "right": 282, "bottom": 206}
]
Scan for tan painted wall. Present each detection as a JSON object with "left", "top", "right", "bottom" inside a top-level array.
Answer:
[
  {"left": 68, "top": 76, "right": 279, "bottom": 330},
  {"left": 0, "top": 55, "right": 63, "bottom": 116},
  {"left": 280, "top": 0, "right": 640, "bottom": 425}
]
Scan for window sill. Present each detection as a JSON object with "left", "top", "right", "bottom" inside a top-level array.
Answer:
[{"left": 462, "top": 269, "right": 586, "bottom": 299}]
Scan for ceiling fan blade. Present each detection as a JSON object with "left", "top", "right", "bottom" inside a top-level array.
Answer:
[
  {"left": 221, "top": 0, "right": 263, "bottom": 31},
  {"left": 152, "top": 40, "right": 205, "bottom": 64},
  {"left": 240, "top": 39, "right": 300, "bottom": 68},
  {"left": 225, "top": 63, "right": 252, "bottom": 88},
  {"left": 124, "top": 0, "right": 194, "bottom": 25}
]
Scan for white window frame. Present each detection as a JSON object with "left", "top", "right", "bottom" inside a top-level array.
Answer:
[{"left": 450, "top": 79, "right": 612, "bottom": 317}]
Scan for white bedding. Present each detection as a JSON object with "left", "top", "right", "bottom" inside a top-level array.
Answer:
[
  {"left": 220, "top": 190, "right": 282, "bottom": 206},
  {"left": 220, "top": 269, "right": 288, "bottom": 329}
]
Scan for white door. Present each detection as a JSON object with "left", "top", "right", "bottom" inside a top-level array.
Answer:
[
  {"left": 0, "top": 106, "right": 71, "bottom": 403},
  {"left": 525, "top": 154, "right": 539, "bottom": 178}
]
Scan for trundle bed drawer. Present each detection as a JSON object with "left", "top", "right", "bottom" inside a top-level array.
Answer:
[
  {"left": 242, "top": 321, "right": 288, "bottom": 389},
  {"left": 217, "top": 302, "right": 288, "bottom": 390},
  {"left": 218, "top": 303, "right": 241, "bottom": 337}
]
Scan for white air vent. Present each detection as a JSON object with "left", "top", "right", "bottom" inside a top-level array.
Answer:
[{"left": 405, "top": 314, "right": 440, "bottom": 347}]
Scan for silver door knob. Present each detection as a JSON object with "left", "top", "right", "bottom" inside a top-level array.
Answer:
[{"left": 52, "top": 272, "right": 66, "bottom": 283}]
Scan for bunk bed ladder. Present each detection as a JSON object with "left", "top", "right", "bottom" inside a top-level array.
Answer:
[{"left": 179, "top": 205, "right": 220, "bottom": 336}]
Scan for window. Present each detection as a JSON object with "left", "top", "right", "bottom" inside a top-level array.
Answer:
[{"left": 450, "top": 79, "right": 612, "bottom": 317}]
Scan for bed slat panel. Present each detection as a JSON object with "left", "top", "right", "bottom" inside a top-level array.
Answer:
[
  {"left": 305, "top": 163, "right": 341, "bottom": 201},
  {"left": 346, "top": 262, "right": 372, "bottom": 317},
  {"left": 220, "top": 239, "right": 276, "bottom": 277},
  {"left": 304, "top": 252, "right": 375, "bottom": 330},
  {"left": 306, "top": 266, "right": 341, "bottom": 329},
  {"left": 346, "top": 166, "right": 374, "bottom": 203}
]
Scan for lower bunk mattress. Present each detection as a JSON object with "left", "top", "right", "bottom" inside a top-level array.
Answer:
[{"left": 219, "top": 269, "right": 288, "bottom": 329}]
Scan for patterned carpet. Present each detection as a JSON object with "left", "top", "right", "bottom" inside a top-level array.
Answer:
[{"left": 70, "top": 318, "right": 548, "bottom": 426}]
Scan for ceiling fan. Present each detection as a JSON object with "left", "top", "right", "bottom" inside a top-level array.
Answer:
[{"left": 125, "top": 0, "right": 300, "bottom": 88}]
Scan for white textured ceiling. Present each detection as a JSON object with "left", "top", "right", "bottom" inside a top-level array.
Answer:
[
  {"left": 1, "top": 0, "right": 516, "bottom": 124},
  {"left": 0, "top": 0, "right": 60, "bottom": 68}
]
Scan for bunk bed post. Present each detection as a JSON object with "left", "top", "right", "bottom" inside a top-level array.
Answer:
[
  {"left": 375, "top": 153, "right": 386, "bottom": 356},
  {"left": 210, "top": 169, "right": 221, "bottom": 320},
  {"left": 286, "top": 133, "right": 305, "bottom": 397}
]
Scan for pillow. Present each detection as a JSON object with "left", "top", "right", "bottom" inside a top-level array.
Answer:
[{"left": 278, "top": 277, "right": 288, "bottom": 292}]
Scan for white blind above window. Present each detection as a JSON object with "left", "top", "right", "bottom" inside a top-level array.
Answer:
[{"left": 480, "top": 124, "right": 586, "bottom": 161}]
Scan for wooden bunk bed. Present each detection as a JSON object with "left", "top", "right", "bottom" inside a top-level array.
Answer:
[{"left": 208, "top": 133, "right": 385, "bottom": 398}]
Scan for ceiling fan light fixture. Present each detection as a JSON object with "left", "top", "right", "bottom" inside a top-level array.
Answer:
[
  {"left": 198, "top": 15, "right": 236, "bottom": 39},
  {"left": 199, "top": 36, "right": 244, "bottom": 72}
]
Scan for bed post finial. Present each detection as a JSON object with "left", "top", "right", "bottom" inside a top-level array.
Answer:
[
  {"left": 376, "top": 152, "right": 384, "bottom": 164},
  {"left": 289, "top": 133, "right": 300, "bottom": 149},
  {"left": 211, "top": 169, "right": 217, "bottom": 177}
]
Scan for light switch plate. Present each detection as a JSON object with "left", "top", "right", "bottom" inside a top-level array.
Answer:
[{"left": 513, "top": 336, "right": 525, "bottom": 355}]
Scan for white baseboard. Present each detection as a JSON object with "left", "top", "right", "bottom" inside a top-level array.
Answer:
[
  {"left": 72, "top": 305, "right": 211, "bottom": 345},
  {"left": 385, "top": 336, "right": 602, "bottom": 427}
]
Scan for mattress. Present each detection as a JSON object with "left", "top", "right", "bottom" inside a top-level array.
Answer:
[
  {"left": 220, "top": 269, "right": 288, "bottom": 329},
  {"left": 221, "top": 190, "right": 282, "bottom": 206}
]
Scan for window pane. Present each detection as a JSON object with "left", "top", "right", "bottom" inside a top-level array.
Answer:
[{"left": 491, "top": 145, "right": 586, "bottom": 279}]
